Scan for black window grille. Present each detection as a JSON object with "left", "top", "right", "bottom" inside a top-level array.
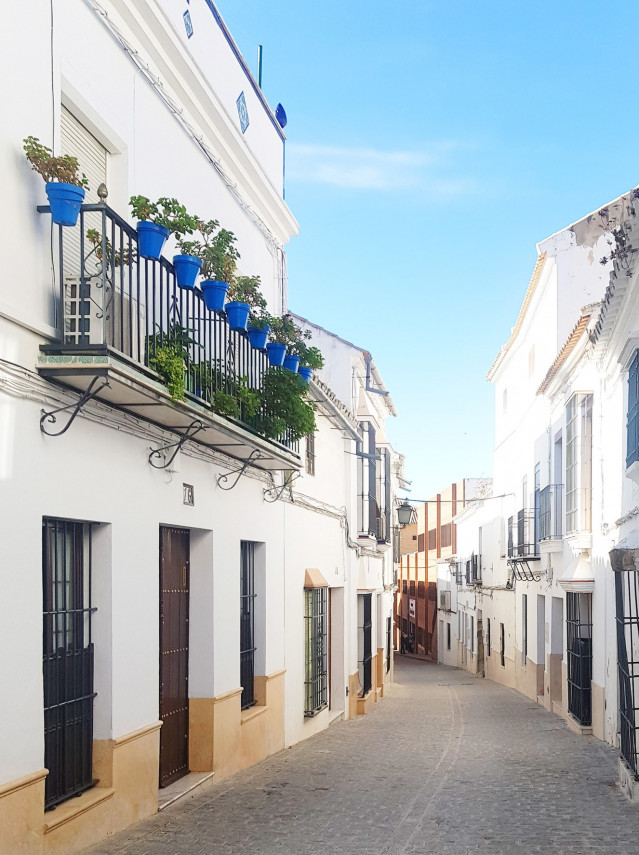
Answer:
[
  {"left": 358, "top": 594, "right": 373, "bottom": 696},
  {"left": 539, "top": 484, "right": 563, "bottom": 540},
  {"left": 375, "top": 447, "right": 391, "bottom": 543},
  {"left": 386, "top": 616, "right": 392, "bottom": 673},
  {"left": 615, "top": 566, "right": 639, "bottom": 777},
  {"left": 357, "top": 422, "right": 378, "bottom": 536},
  {"left": 305, "top": 431, "right": 316, "bottom": 476},
  {"left": 42, "top": 518, "right": 96, "bottom": 810},
  {"left": 446, "top": 622, "right": 451, "bottom": 651},
  {"left": 455, "top": 561, "right": 463, "bottom": 586},
  {"left": 240, "top": 542, "right": 256, "bottom": 710},
  {"left": 522, "top": 594, "right": 528, "bottom": 663},
  {"left": 486, "top": 617, "right": 491, "bottom": 656},
  {"left": 566, "top": 591, "right": 592, "bottom": 726},
  {"left": 628, "top": 351, "right": 639, "bottom": 468},
  {"left": 304, "top": 588, "right": 328, "bottom": 716},
  {"left": 500, "top": 622, "right": 505, "bottom": 667}
]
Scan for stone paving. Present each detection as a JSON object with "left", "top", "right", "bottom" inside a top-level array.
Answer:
[{"left": 83, "top": 658, "right": 639, "bottom": 855}]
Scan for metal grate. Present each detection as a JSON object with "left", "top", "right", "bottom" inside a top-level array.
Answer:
[
  {"left": 616, "top": 568, "right": 639, "bottom": 777},
  {"left": 42, "top": 518, "right": 96, "bottom": 810},
  {"left": 539, "top": 484, "right": 563, "bottom": 540},
  {"left": 240, "top": 542, "right": 256, "bottom": 710},
  {"left": 566, "top": 592, "right": 592, "bottom": 726},
  {"left": 358, "top": 594, "right": 373, "bottom": 696},
  {"left": 304, "top": 588, "right": 328, "bottom": 716}
]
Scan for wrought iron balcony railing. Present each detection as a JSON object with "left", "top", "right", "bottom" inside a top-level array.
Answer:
[
  {"left": 39, "top": 201, "right": 297, "bottom": 448},
  {"left": 507, "top": 509, "right": 539, "bottom": 558},
  {"left": 538, "top": 484, "right": 563, "bottom": 541}
]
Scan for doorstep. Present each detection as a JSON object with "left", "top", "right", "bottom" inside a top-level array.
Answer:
[
  {"left": 329, "top": 709, "right": 344, "bottom": 725},
  {"left": 158, "top": 771, "right": 215, "bottom": 811},
  {"left": 565, "top": 715, "right": 593, "bottom": 737}
]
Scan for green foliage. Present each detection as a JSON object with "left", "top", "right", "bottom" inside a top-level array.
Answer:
[
  {"left": 149, "top": 344, "right": 186, "bottom": 400},
  {"left": 177, "top": 220, "right": 240, "bottom": 281},
  {"left": 86, "top": 228, "right": 135, "bottom": 267},
  {"left": 227, "top": 275, "right": 267, "bottom": 309},
  {"left": 257, "top": 367, "right": 316, "bottom": 441},
  {"left": 23, "top": 136, "right": 89, "bottom": 188},
  {"left": 268, "top": 314, "right": 323, "bottom": 367},
  {"left": 146, "top": 323, "right": 199, "bottom": 400},
  {"left": 248, "top": 308, "right": 273, "bottom": 331},
  {"left": 129, "top": 196, "right": 199, "bottom": 237},
  {"left": 212, "top": 389, "right": 240, "bottom": 419}
]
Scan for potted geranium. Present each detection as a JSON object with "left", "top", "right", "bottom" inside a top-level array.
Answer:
[
  {"left": 247, "top": 308, "right": 272, "bottom": 350},
  {"left": 23, "top": 136, "right": 89, "bottom": 227},
  {"left": 226, "top": 275, "right": 266, "bottom": 333},
  {"left": 129, "top": 195, "right": 199, "bottom": 261},
  {"left": 177, "top": 221, "right": 240, "bottom": 310},
  {"left": 297, "top": 345, "right": 323, "bottom": 384}
]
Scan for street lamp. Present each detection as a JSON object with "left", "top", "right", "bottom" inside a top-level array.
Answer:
[{"left": 397, "top": 501, "right": 414, "bottom": 527}]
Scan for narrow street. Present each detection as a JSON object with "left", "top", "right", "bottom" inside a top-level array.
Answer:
[{"left": 83, "top": 658, "right": 638, "bottom": 855}]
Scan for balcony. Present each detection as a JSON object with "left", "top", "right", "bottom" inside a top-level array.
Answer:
[
  {"left": 36, "top": 202, "right": 301, "bottom": 472},
  {"left": 538, "top": 484, "right": 563, "bottom": 541},
  {"left": 507, "top": 509, "right": 539, "bottom": 558}
]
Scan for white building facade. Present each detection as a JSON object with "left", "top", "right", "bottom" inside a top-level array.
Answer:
[{"left": 0, "top": 3, "right": 399, "bottom": 852}]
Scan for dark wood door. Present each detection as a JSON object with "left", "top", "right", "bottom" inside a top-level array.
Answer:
[{"left": 159, "top": 526, "right": 190, "bottom": 787}]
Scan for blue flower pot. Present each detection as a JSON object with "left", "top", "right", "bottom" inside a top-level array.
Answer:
[
  {"left": 137, "top": 221, "right": 170, "bottom": 260},
  {"left": 173, "top": 254, "right": 202, "bottom": 289},
  {"left": 225, "top": 301, "right": 251, "bottom": 332},
  {"left": 200, "top": 280, "right": 228, "bottom": 312},
  {"left": 247, "top": 324, "right": 270, "bottom": 350},
  {"left": 283, "top": 354, "right": 300, "bottom": 373},
  {"left": 266, "top": 342, "right": 287, "bottom": 366},
  {"left": 298, "top": 366, "right": 312, "bottom": 384},
  {"left": 45, "top": 182, "right": 85, "bottom": 227}
]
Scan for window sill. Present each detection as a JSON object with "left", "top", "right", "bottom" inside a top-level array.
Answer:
[
  {"left": 43, "top": 786, "right": 114, "bottom": 834},
  {"left": 241, "top": 704, "right": 267, "bottom": 725},
  {"left": 626, "top": 460, "right": 639, "bottom": 486}
]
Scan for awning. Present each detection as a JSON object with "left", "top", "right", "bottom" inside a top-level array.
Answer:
[
  {"left": 557, "top": 551, "right": 594, "bottom": 592},
  {"left": 304, "top": 568, "right": 329, "bottom": 588},
  {"left": 609, "top": 529, "right": 639, "bottom": 572}
]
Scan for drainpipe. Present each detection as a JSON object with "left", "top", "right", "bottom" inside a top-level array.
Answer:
[{"left": 365, "top": 356, "right": 389, "bottom": 397}]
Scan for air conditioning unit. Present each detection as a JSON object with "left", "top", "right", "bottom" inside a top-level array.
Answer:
[
  {"left": 439, "top": 590, "right": 451, "bottom": 611},
  {"left": 64, "top": 276, "right": 143, "bottom": 355}
]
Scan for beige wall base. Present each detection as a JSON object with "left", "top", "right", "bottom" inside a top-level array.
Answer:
[
  {"left": 348, "top": 672, "right": 359, "bottom": 720},
  {"left": 484, "top": 654, "right": 516, "bottom": 689},
  {"left": 376, "top": 648, "right": 386, "bottom": 697},
  {"left": 0, "top": 769, "right": 47, "bottom": 855},
  {"left": 514, "top": 650, "right": 541, "bottom": 701},
  {"left": 1, "top": 721, "right": 161, "bottom": 855},
  {"left": 193, "top": 671, "right": 286, "bottom": 784},
  {"left": 548, "top": 653, "right": 563, "bottom": 709}
]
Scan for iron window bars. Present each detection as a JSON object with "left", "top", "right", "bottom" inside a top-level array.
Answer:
[
  {"left": 507, "top": 510, "right": 539, "bottom": 558},
  {"left": 305, "top": 431, "right": 316, "bottom": 476},
  {"left": 566, "top": 591, "right": 592, "bottom": 727},
  {"left": 616, "top": 567, "right": 639, "bottom": 777},
  {"left": 565, "top": 393, "right": 593, "bottom": 534},
  {"left": 358, "top": 593, "right": 373, "bottom": 696},
  {"left": 539, "top": 484, "right": 563, "bottom": 541},
  {"left": 42, "top": 518, "right": 96, "bottom": 810},
  {"left": 627, "top": 351, "right": 639, "bottom": 468},
  {"left": 386, "top": 616, "right": 392, "bottom": 673},
  {"left": 42, "top": 201, "right": 297, "bottom": 448},
  {"left": 304, "top": 588, "right": 328, "bottom": 716},
  {"left": 240, "top": 542, "right": 256, "bottom": 710}
]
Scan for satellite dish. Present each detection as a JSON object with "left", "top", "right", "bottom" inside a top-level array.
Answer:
[{"left": 275, "top": 103, "right": 287, "bottom": 129}]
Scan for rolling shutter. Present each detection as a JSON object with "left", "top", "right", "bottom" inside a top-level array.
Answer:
[{"left": 60, "top": 106, "right": 107, "bottom": 202}]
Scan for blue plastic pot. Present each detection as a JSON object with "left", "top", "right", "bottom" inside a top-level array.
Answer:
[
  {"left": 45, "top": 182, "right": 85, "bottom": 227},
  {"left": 200, "top": 280, "right": 228, "bottom": 312},
  {"left": 173, "top": 254, "right": 202, "bottom": 289},
  {"left": 225, "top": 301, "right": 251, "bottom": 332},
  {"left": 247, "top": 324, "right": 270, "bottom": 350},
  {"left": 283, "top": 354, "right": 300, "bottom": 373},
  {"left": 137, "top": 221, "right": 170, "bottom": 260},
  {"left": 298, "top": 366, "right": 312, "bottom": 384},
  {"left": 266, "top": 342, "right": 287, "bottom": 366}
]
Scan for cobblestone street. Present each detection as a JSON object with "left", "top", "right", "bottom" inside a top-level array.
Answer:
[{"left": 83, "top": 658, "right": 639, "bottom": 855}]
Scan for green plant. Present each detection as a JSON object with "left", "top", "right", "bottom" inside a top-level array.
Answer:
[
  {"left": 227, "top": 275, "right": 267, "bottom": 309},
  {"left": 300, "top": 345, "right": 324, "bottom": 370},
  {"left": 149, "top": 344, "right": 186, "bottom": 400},
  {"left": 146, "top": 323, "right": 199, "bottom": 400},
  {"left": 212, "top": 389, "right": 240, "bottom": 419},
  {"left": 86, "top": 228, "right": 135, "bottom": 267},
  {"left": 269, "top": 314, "right": 305, "bottom": 346},
  {"left": 248, "top": 308, "right": 273, "bottom": 331},
  {"left": 129, "top": 196, "right": 199, "bottom": 238},
  {"left": 177, "top": 220, "right": 240, "bottom": 281},
  {"left": 237, "top": 380, "right": 261, "bottom": 418},
  {"left": 23, "top": 136, "right": 89, "bottom": 188},
  {"left": 257, "top": 367, "right": 316, "bottom": 441}
]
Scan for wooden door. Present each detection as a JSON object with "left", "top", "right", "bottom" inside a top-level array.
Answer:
[{"left": 159, "top": 526, "right": 190, "bottom": 787}]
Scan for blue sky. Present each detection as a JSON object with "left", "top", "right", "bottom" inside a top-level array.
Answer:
[{"left": 214, "top": 0, "right": 639, "bottom": 498}]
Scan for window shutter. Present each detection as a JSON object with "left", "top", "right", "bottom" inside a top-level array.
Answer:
[{"left": 61, "top": 107, "right": 107, "bottom": 202}]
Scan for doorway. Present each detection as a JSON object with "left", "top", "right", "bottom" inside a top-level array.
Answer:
[{"left": 159, "top": 526, "right": 190, "bottom": 787}]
